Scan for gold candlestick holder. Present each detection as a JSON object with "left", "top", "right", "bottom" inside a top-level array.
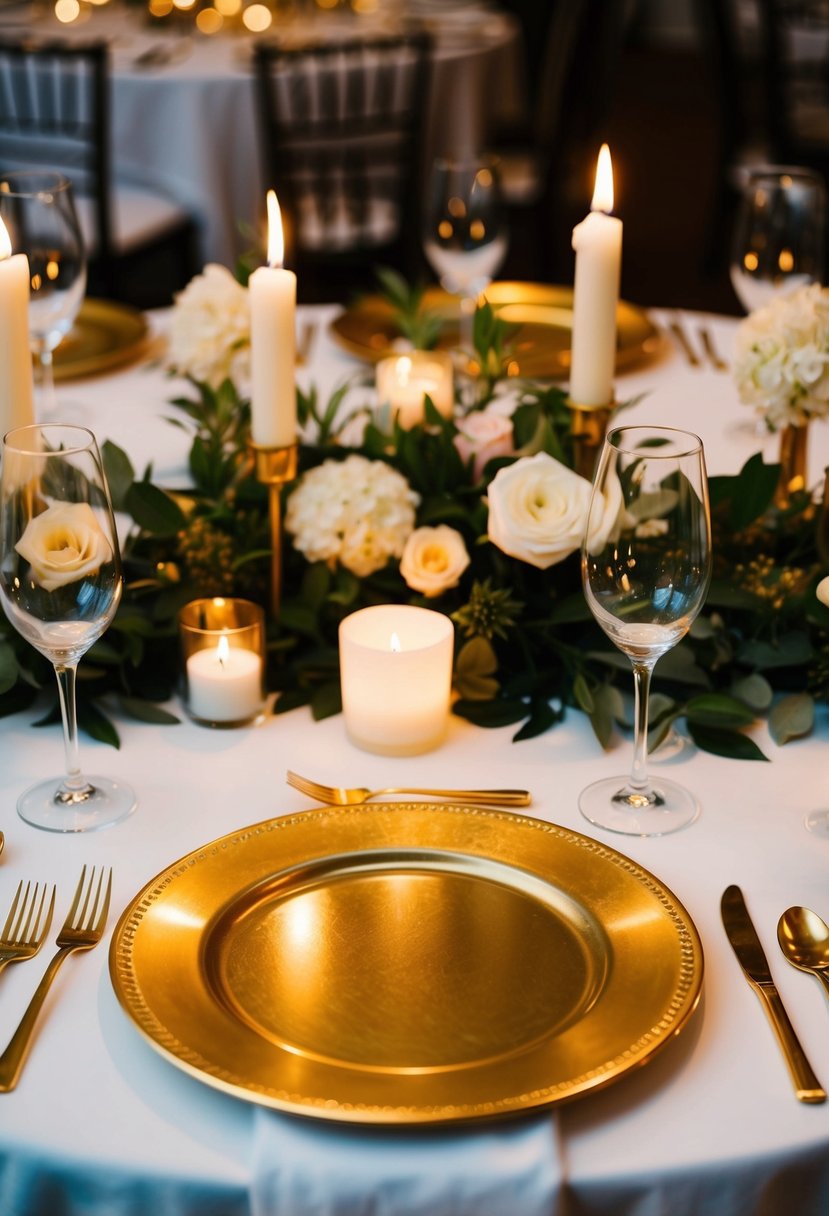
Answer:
[
  {"left": 567, "top": 398, "right": 615, "bottom": 480},
  {"left": 250, "top": 442, "right": 298, "bottom": 616}
]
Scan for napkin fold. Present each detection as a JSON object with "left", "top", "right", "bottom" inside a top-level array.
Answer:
[{"left": 249, "top": 1107, "right": 564, "bottom": 1216}]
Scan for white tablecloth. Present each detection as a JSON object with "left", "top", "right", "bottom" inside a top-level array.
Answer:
[
  {"left": 2, "top": 304, "right": 829, "bottom": 1215},
  {"left": 0, "top": 4, "right": 523, "bottom": 268}
]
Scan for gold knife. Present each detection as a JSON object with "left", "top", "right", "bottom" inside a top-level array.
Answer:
[{"left": 721, "top": 884, "right": 826, "bottom": 1103}]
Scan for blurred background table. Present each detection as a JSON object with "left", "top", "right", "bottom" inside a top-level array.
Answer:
[{"left": 0, "top": 0, "right": 522, "bottom": 270}]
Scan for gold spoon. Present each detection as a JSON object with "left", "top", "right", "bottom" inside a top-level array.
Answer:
[{"left": 778, "top": 906, "right": 829, "bottom": 999}]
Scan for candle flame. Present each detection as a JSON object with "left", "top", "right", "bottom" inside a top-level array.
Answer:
[
  {"left": 0, "top": 216, "right": 11, "bottom": 261},
  {"left": 216, "top": 633, "right": 230, "bottom": 667},
  {"left": 395, "top": 356, "right": 412, "bottom": 386},
  {"left": 590, "top": 144, "right": 614, "bottom": 214},
  {"left": 266, "top": 189, "right": 284, "bottom": 268},
  {"left": 390, "top": 632, "right": 401, "bottom": 653}
]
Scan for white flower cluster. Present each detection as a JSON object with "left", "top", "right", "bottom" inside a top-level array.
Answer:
[
  {"left": 733, "top": 283, "right": 829, "bottom": 429},
  {"left": 167, "top": 264, "right": 251, "bottom": 389},
  {"left": 285, "top": 454, "right": 420, "bottom": 577}
]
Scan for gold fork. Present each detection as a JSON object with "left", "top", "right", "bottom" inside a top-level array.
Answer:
[
  {"left": 287, "top": 770, "right": 531, "bottom": 807},
  {"left": 0, "top": 881, "right": 56, "bottom": 977},
  {"left": 0, "top": 866, "right": 112, "bottom": 1093}
]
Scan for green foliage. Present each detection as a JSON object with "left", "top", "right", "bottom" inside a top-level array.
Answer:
[{"left": 4, "top": 294, "right": 829, "bottom": 773}]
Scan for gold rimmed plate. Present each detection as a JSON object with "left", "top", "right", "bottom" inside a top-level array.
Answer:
[
  {"left": 330, "top": 282, "right": 661, "bottom": 379},
  {"left": 109, "top": 804, "right": 703, "bottom": 1125},
  {"left": 53, "top": 299, "right": 149, "bottom": 381}
]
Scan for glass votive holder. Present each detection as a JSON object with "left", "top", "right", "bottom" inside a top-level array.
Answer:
[
  {"left": 339, "top": 604, "right": 454, "bottom": 756},
  {"left": 178, "top": 598, "right": 266, "bottom": 728}
]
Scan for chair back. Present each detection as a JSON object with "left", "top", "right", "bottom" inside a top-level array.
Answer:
[
  {"left": 253, "top": 33, "right": 431, "bottom": 298},
  {"left": 0, "top": 39, "right": 113, "bottom": 275}
]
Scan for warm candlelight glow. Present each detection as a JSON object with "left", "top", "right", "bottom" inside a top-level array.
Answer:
[
  {"left": 591, "top": 144, "right": 614, "bottom": 214},
  {"left": 0, "top": 218, "right": 10, "bottom": 262},
  {"left": 217, "top": 634, "right": 230, "bottom": 666},
  {"left": 390, "top": 632, "right": 401, "bottom": 653},
  {"left": 266, "top": 189, "right": 284, "bottom": 268},
  {"left": 396, "top": 356, "right": 412, "bottom": 385}
]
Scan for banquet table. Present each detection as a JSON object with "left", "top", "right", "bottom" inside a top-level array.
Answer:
[
  {"left": 0, "top": 2, "right": 523, "bottom": 269},
  {"left": 3, "top": 300, "right": 829, "bottom": 1216}
]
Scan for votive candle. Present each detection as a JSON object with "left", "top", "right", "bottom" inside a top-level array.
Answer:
[
  {"left": 376, "top": 351, "right": 454, "bottom": 428},
  {"left": 179, "top": 598, "right": 266, "bottom": 727},
  {"left": 339, "top": 604, "right": 454, "bottom": 755}
]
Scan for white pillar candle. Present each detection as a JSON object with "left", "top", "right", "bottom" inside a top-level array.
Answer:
[
  {"left": 186, "top": 634, "right": 263, "bottom": 724},
  {"left": 376, "top": 352, "right": 454, "bottom": 428},
  {"left": 0, "top": 217, "right": 34, "bottom": 435},
  {"left": 249, "top": 190, "right": 297, "bottom": 447},
  {"left": 569, "top": 144, "right": 623, "bottom": 407},
  {"left": 339, "top": 604, "right": 454, "bottom": 756}
]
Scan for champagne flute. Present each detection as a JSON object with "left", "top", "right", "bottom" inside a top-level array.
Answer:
[
  {"left": 0, "top": 424, "right": 136, "bottom": 832},
  {"left": 729, "top": 166, "right": 825, "bottom": 313},
  {"left": 580, "top": 426, "right": 712, "bottom": 836},
  {"left": 422, "top": 155, "right": 508, "bottom": 363},
  {"left": 0, "top": 172, "right": 87, "bottom": 418}
]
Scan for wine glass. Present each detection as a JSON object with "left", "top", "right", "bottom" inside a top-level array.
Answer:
[
  {"left": 729, "top": 166, "right": 825, "bottom": 313},
  {"left": 0, "top": 423, "right": 136, "bottom": 832},
  {"left": 0, "top": 172, "right": 87, "bottom": 417},
  {"left": 422, "top": 155, "right": 508, "bottom": 362},
  {"left": 579, "top": 426, "right": 712, "bottom": 837}
]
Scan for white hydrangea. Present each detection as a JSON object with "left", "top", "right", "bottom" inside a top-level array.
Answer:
[
  {"left": 167, "top": 264, "right": 250, "bottom": 389},
  {"left": 285, "top": 454, "right": 420, "bottom": 577},
  {"left": 733, "top": 283, "right": 829, "bottom": 429}
]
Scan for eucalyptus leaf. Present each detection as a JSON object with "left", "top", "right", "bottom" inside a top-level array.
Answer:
[
  {"left": 513, "top": 700, "right": 563, "bottom": 742},
  {"left": 101, "top": 441, "right": 135, "bottom": 511},
  {"left": 687, "top": 722, "right": 769, "bottom": 761},
  {"left": 119, "top": 696, "right": 181, "bottom": 725},
  {"left": 731, "top": 673, "right": 774, "bottom": 712},
  {"left": 452, "top": 698, "right": 529, "bottom": 728},
  {"left": 686, "top": 692, "right": 757, "bottom": 729},
  {"left": 126, "top": 482, "right": 186, "bottom": 536},
  {"left": 769, "top": 693, "right": 814, "bottom": 746},
  {"left": 310, "top": 681, "right": 342, "bottom": 721}
]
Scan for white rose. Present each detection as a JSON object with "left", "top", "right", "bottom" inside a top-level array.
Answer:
[
  {"left": 167, "top": 264, "right": 250, "bottom": 389},
  {"left": 400, "top": 525, "right": 470, "bottom": 597},
  {"left": 16, "top": 502, "right": 113, "bottom": 592},
  {"left": 817, "top": 576, "right": 829, "bottom": 608},
  {"left": 454, "top": 412, "right": 514, "bottom": 480},
  {"left": 487, "top": 452, "right": 621, "bottom": 569}
]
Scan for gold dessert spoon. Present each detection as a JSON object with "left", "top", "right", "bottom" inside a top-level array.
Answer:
[{"left": 778, "top": 906, "right": 829, "bottom": 999}]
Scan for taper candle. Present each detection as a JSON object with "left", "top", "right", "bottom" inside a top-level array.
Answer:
[
  {"left": 569, "top": 145, "right": 623, "bottom": 407},
  {"left": 0, "top": 216, "right": 34, "bottom": 435},
  {"left": 249, "top": 190, "right": 297, "bottom": 447}
]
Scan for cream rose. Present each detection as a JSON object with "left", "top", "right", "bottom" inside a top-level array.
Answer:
[
  {"left": 454, "top": 412, "right": 514, "bottom": 480},
  {"left": 818, "top": 575, "right": 829, "bottom": 608},
  {"left": 400, "top": 525, "right": 470, "bottom": 597},
  {"left": 487, "top": 452, "right": 621, "bottom": 570},
  {"left": 16, "top": 502, "right": 113, "bottom": 592}
]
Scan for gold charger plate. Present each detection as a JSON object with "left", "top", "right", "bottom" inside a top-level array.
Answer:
[
  {"left": 109, "top": 804, "right": 703, "bottom": 1125},
  {"left": 330, "top": 282, "right": 661, "bottom": 379},
  {"left": 53, "top": 298, "right": 149, "bottom": 381}
]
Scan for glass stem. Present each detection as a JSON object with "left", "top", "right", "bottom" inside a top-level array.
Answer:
[
  {"left": 38, "top": 349, "right": 57, "bottom": 418},
  {"left": 54, "top": 663, "right": 93, "bottom": 801},
  {"left": 629, "top": 660, "right": 656, "bottom": 791}
]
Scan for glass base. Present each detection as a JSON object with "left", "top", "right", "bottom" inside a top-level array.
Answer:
[
  {"left": 17, "top": 775, "right": 137, "bottom": 833},
  {"left": 579, "top": 775, "right": 700, "bottom": 837},
  {"left": 804, "top": 809, "right": 829, "bottom": 837}
]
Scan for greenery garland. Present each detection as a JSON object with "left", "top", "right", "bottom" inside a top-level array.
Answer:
[{"left": 2, "top": 280, "right": 829, "bottom": 764}]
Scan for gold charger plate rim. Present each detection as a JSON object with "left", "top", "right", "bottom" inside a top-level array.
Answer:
[
  {"left": 109, "top": 805, "right": 703, "bottom": 1125},
  {"left": 329, "top": 282, "right": 661, "bottom": 378},
  {"left": 53, "top": 298, "right": 149, "bottom": 381}
]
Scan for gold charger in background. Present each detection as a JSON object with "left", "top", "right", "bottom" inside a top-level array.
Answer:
[
  {"left": 330, "top": 282, "right": 661, "bottom": 379},
  {"left": 53, "top": 299, "right": 149, "bottom": 381},
  {"left": 110, "top": 804, "right": 703, "bottom": 1125}
]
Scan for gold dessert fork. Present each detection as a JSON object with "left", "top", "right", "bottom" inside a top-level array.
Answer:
[
  {"left": 0, "top": 881, "right": 56, "bottom": 977},
  {"left": 0, "top": 866, "right": 112, "bottom": 1093},
  {"left": 287, "top": 770, "right": 531, "bottom": 807}
]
